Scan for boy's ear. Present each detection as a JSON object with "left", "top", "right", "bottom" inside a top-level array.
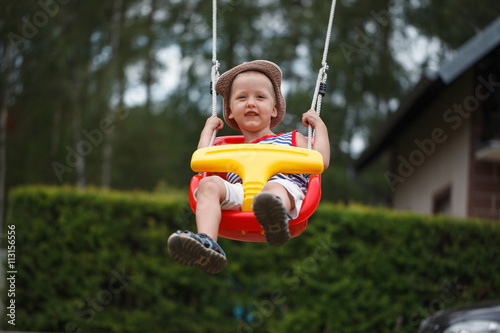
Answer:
[
  {"left": 228, "top": 108, "right": 234, "bottom": 119},
  {"left": 271, "top": 103, "right": 278, "bottom": 118}
]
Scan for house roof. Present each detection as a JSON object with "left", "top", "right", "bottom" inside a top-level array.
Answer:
[{"left": 353, "top": 17, "right": 500, "bottom": 171}]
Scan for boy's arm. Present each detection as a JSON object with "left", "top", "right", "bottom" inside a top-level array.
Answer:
[
  {"left": 297, "top": 109, "right": 330, "bottom": 170},
  {"left": 197, "top": 116, "right": 224, "bottom": 149}
]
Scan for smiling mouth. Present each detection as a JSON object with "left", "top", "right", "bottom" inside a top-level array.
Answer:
[{"left": 245, "top": 111, "right": 259, "bottom": 116}]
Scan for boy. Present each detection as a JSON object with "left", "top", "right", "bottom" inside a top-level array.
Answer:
[{"left": 168, "top": 60, "right": 330, "bottom": 274}]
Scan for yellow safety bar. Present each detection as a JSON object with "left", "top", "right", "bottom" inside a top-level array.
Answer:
[{"left": 191, "top": 144, "right": 324, "bottom": 211}]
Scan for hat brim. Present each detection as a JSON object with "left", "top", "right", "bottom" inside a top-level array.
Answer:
[{"left": 215, "top": 60, "right": 286, "bottom": 131}]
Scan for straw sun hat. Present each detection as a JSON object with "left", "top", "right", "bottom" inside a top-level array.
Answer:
[{"left": 215, "top": 60, "right": 286, "bottom": 131}]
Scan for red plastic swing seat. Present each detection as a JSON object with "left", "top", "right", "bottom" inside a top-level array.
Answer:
[{"left": 188, "top": 136, "right": 323, "bottom": 242}]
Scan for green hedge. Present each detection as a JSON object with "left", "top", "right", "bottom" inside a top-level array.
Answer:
[{"left": 2, "top": 186, "right": 500, "bottom": 332}]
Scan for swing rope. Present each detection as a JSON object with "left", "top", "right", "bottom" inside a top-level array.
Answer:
[
  {"left": 308, "top": 0, "right": 337, "bottom": 149},
  {"left": 209, "top": 0, "right": 220, "bottom": 147}
]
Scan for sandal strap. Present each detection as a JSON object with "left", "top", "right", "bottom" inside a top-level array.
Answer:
[
  {"left": 274, "top": 196, "right": 293, "bottom": 221},
  {"left": 197, "top": 233, "right": 226, "bottom": 257},
  {"left": 175, "top": 230, "right": 226, "bottom": 257}
]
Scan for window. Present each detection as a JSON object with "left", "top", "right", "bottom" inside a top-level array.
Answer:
[{"left": 433, "top": 186, "right": 452, "bottom": 215}]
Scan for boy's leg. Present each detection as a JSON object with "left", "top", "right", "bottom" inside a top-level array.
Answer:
[
  {"left": 195, "top": 176, "right": 227, "bottom": 241},
  {"left": 253, "top": 182, "right": 294, "bottom": 246},
  {"left": 167, "top": 176, "right": 228, "bottom": 274}
]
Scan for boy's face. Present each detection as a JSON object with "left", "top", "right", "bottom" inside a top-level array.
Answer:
[{"left": 228, "top": 71, "right": 278, "bottom": 132}]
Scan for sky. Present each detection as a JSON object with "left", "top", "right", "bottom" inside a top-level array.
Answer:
[{"left": 124, "top": 44, "right": 183, "bottom": 107}]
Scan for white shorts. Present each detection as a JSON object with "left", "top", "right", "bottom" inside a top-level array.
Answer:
[{"left": 194, "top": 176, "right": 305, "bottom": 219}]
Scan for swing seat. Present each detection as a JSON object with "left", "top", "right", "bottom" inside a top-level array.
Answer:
[{"left": 188, "top": 136, "right": 324, "bottom": 242}]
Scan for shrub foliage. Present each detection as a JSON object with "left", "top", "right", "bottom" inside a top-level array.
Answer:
[{"left": 2, "top": 186, "right": 500, "bottom": 332}]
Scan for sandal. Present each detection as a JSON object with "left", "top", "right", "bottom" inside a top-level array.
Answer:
[
  {"left": 167, "top": 230, "right": 227, "bottom": 274},
  {"left": 252, "top": 192, "right": 291, "bottom": 246}
]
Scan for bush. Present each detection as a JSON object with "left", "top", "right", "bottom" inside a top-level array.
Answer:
[{"left": 2, "top": 186, "right": 500, "bottom": 332}]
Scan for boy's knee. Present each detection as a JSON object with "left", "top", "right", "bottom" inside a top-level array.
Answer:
[
  {"left": 262, "top": 182, "right": 286, "bottom": 196},
  {"left": 198, "top": 177, "right": 225, "bottom": 195}
]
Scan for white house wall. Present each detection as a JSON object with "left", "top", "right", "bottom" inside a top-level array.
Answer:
[{"left": 391, "top": 73, "right": 472, "bottom": 217}]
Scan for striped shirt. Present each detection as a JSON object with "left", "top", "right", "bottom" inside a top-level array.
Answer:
[{"left": 226, "top": 130, "right": 310, "bottom": 194}]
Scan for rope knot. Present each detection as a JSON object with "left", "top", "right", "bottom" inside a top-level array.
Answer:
[
  {"left": 213, "top": 59, "right": 220, "bottom": 71},
  {"left": 322, "top": 62, "right": 329, "bottom": 74}
]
